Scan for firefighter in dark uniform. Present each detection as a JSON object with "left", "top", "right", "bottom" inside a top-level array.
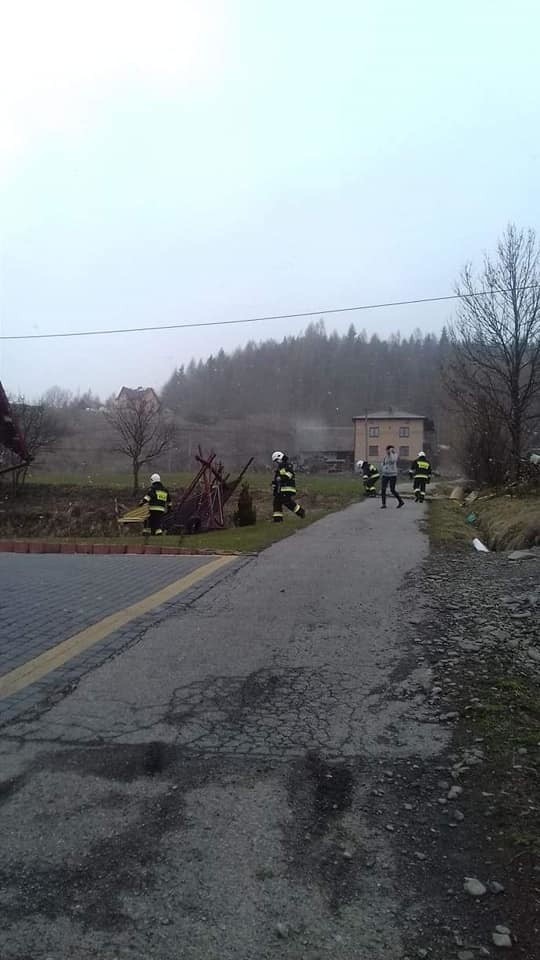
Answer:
[
  {"left": 409, "top": 451, "right": 432, "bottom": 503},
  {"left": 141, "top": 472, "right": 171, "bottom": 534},
  {"left": 271, "top": 451, "right": 306, "bottom": 523},
  {"left": 357, "top": 459, "right": 380, "bottom": 497}
]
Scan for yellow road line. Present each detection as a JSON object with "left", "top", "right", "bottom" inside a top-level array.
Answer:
[{"left": 0, "top": 555, "right": 235, "bottom": 700}]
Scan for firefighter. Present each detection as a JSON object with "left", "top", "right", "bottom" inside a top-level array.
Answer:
[
  {"left": 271, "top": 451, "right": 306, "bottom": 523},
  {"left": 141, "top": 472, "right": 171, "bottom": 534},
  {"left": 356, "top": 459, "right": 380, "bottom": 497},
  {"left": 409, "top": 451, "right": 432, "bottom": 503}
]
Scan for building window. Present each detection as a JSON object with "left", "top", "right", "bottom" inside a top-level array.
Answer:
[
  {"left": 369, "top": 445, "right": 379, "bottom": 457},
  {"left": 399, "top": 426, "right": 410, "bottom": 437},
  {"left": 369, "top": 425, "right": 379, "bottom": 438},
  {"left": 399, "top": 445, "right": 409, "bottom": 458}
]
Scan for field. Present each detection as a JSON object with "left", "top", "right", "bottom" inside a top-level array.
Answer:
[{"left": 0, "top": 471, "right": 361, "bottom": 554}]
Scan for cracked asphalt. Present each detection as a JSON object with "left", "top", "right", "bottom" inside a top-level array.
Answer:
[{"left": 0, "top": 502, "right": 448, "bottom": 959}]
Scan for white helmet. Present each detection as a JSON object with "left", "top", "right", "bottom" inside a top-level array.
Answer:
[
  {"left": 150, "top": 473, "right": 161, "bottom": 483},
  {"left": 417, "top": 451, "right": 425, "bottom": 458},
  {"left": 355, "top": 460, "right": 364, "bottom": 471},
  {"left": 272, "top": 451, "right": 285, "bottom": 464}
]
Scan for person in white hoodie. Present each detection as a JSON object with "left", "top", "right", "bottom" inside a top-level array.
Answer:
[{"left": 380, "top": 445, "right": 405, "bottom": 509}]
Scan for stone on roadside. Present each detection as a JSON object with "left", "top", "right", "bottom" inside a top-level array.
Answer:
[
  {"left": 275, "top": 922, "right": 289, "bottom": 939},
  {"left": 488, "top": 880, "right": 505, "bottom": 894},
  {"left": 464, "top": 877, "right": 487, "bottom": 897},
  {"left": 508, "top": 549, "right": 537, "bottom": 561},
  {"left": 458, "top": 951, "right": 475, "bottom": 960},
  {"left": 492, "top": 930, "right": 512, "bottom": 948}
]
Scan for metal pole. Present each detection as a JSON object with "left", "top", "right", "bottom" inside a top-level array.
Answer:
[{"left": 364, "top": 408, "right": 368, "bottom": 461}]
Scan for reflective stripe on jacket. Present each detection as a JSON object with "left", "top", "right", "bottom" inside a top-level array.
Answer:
[
  {"left": 143, "top": 483, "right": 171, "bottom": 513},
  {"left": 274, "top": 465, "right": 297, "bottom": 495},
  {"left": 412, "top": 458, "right": 431, "bottom": 480},
  {"left": 363, "top": 463, "right": 380, "bottom": 481}
]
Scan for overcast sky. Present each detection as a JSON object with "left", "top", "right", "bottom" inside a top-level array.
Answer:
[{"left": 1, "top": 0, "right": 539, "bottom": 401}]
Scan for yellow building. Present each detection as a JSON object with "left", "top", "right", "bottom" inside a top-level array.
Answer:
[{"left": 352, "top": 410, "right": 425, "bottom": 466}]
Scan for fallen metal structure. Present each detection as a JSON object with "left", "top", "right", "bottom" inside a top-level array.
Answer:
[
  {"left": 164, "top": 448, "right": 253, "bottom": 534},
  {"left": 0, "top": 382, "right": 31, "bottom": 477},
  {"left": 118, "top": 447, "right": 253, "bottom": 534}
]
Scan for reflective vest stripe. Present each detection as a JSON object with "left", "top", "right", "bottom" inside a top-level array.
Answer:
[
  {"left": 146, "top": 489, "right": 169, "bottom": 511},
  {"left": 414, "top": 460, "right": 431, "bottom": 478},
  {"left": 279, "top": 468, "right": 296, "bottom": 494}
]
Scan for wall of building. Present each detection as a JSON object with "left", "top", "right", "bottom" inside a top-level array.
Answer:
[{"left": 353, "top": 418, "right": 424, "bottom": 465}]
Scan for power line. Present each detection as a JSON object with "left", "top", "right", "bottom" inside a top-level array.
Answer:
[{"left": 1, "top": 284, "right": 538, "bottom": 341}]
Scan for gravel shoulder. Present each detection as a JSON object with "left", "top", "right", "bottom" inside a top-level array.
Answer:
[{"left": 389, "top": 545, "right": 540, "bottom": 959}]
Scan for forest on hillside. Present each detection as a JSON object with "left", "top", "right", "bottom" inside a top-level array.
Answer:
[{"left": 161, "top": 322, "right": 451, "bottom": 430}]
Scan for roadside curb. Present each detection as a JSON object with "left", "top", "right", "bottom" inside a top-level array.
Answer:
[{"left": 0, "top": 540, "right": 242, "bottom": 557}]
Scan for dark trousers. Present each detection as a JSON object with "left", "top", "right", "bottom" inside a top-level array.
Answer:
[
  {"left": 273, "top": 492, "right": 305, "bottom": 522},
  {"left": 414, "top": 478, "right": 427, "bottom": 501},
  {"left": 148, "top": 510, "right": 165, "bottom": 534},
  {"left": 381, "top": 475, "right": 403, "bottom": 506},
  {"left": 363, "top": 480, "right": 378, "bottom": 496}
]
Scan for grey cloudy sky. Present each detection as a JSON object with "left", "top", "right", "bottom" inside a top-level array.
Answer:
[{"left": 1, "top": 0, "right": 539, "bottom": 401}]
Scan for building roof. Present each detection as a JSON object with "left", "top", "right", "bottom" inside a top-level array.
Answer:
[
  {"left": 117, "top": 386, "right": 159, "bottom": 401},
  {"left": 352, "top": 409, "right": 424, "bottom": 421}
]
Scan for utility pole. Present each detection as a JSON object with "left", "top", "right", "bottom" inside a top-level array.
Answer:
[{"left": 364, "top": 408, "right": 368, "bottom": 461}]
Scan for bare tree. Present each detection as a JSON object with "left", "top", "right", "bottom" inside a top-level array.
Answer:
[
  {"left": 105, "top": 392, "right": 175, "bottom": 494},
  {"left": 42, "top": 385, "right": 74, "bottom": 409},
  {"left": 8, "top": 398, "right": 65, "bottom": 493},
  {"left": 446, "top": 225, "right": 540, "bottom": 480}
]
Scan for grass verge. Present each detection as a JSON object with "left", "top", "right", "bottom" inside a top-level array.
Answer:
[
  {"left": 429, "top": 493, "right": 539, "bottom": 551},
  {"left": 427, "top": 499, "right": 472, "bottom": 548},
  {"left": 9, "top": 511, "right": 330, "bottom": 554},
  {"left": 464, "top": 673, "right": 540, "bottom": 860},
  {"left": 474, "top": 496, "right": 539, "bottom": 550}
]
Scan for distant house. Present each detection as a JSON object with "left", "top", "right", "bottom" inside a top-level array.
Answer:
[
  {"left": 295, "top": 426, "right": 354, "bottom": 471},
  {"left": 116, "top": 386, "right": 160, "bottom": 412},
  {"left": 352, "top": 409, "right": 427, "bottom": 465}
]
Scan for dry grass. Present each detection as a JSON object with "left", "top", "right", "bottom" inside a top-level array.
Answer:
[
  {"left": 429, "top": 493, "right": 539, "bottom": 551},
  {"left": 476, "top": 496, "right": 540, "bottom": 551},
  {"left": 428, "top": 500, "right": 473, "bottom": 548}
]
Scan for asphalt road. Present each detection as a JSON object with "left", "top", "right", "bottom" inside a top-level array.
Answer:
[{"left": 1, "top": 501, "right": 448, "bottom": 959}]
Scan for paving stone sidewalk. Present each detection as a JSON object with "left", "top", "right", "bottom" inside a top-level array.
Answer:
[{"left": 0, "top": 554, "right": 240, "bottom": 726}]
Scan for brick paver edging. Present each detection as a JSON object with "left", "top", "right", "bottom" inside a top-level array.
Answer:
[{"left": 0, "top": 540, "right": 241, "bottom": 557}]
